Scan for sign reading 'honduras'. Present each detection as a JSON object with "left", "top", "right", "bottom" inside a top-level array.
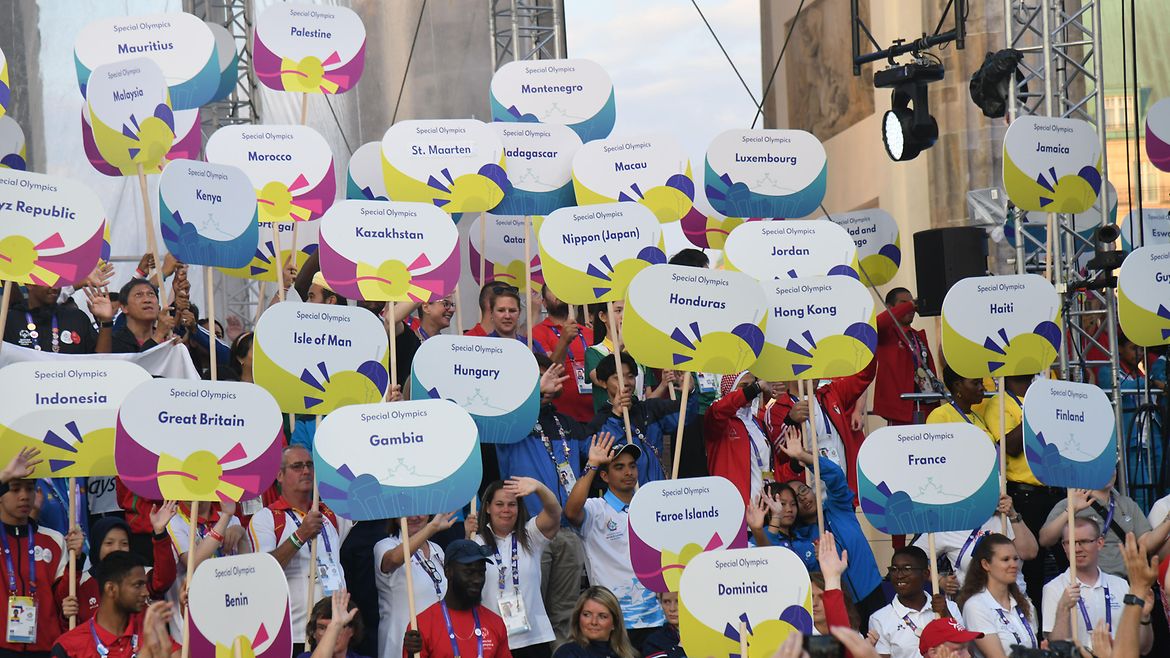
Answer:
[
  {"left": 468, "top": 214, "right": 542, "bottom": 288},
  {"left": 81, "top": 107, "right": 201, "bottom": 178},
  {"left": 1120, "top": 209, "right": 1170, "bottom": 250},
  {"left": 751, "top": 276, "right": 876, "bottom": 381},
  {"left": 1002, "top": 116, "right": 1102, "bottom": 214},
  {"left": 188, "top": 554, "right": 292, "bottom": 658},
  {"left": 313, "top": 399, "right": 481, "bottom": 520},
  {"left": 158, "top": 159, "right": 258, "bottom": 268},
  {"left": 205, "top": 124, "right": 336, "bottom": 224},
  {"left": 704, "top": 129, "right": 827, "bottom": 219},
  {"left": 724, "top": 220, "right": 859, "bottom": 280},
  {"left": 1145, "top": 97, "right": 1170, "bottom": 173},
  {"left": 537, "top": 202, "right": 665, "bottom": 304},
  {"left": 1023, "top": 379, "right": 1117, "bottom": 490},
  {"left": 489, "top": 58, "right": 616, "bottom": 142},
  {"left": 627, "top": 476, "right": 747, "bottom": 593},
  {"left": 679, "top": 547, "right": 812, "bottom": 658},
  {"left": 0, "top": 116, "right": 26, "bottom": 170},
  {"left": 74, "top": 12, "right": 219, "bottom": 111},
  {"left": 219, "top": 219, "right": 319, "bottom": 283},
  {"left": 346, "top": 142, "right": 390, "bottom": 201},
  {"left": 1117, "top": 245, "right": 1170, "bottom": 347},
  {"left": 490, "top": 122, "right": 582, "bottom": 216},
  {"left": 253, "top": 302, "right": 389, "bottom": 415},
  {"left": 115, "top": 379, "right": 283, "bottom": 502},
  {"left": 409, "top": 336, "right": 539, "bottom": 444},
  {"left": 85, "top": 58, "right": 176, "bottom": 176},
  {"left": 253, "top": 3, "right": 366, "bottom": 95},
  {"left": 0, "top": 362, "right": 151, "bottom": 478},
  {"left": 381, "top": 119, "right": 509, "bottom": 214},
  {"left": 0, "top": 168, "right": 106, "bottom": 287},
  {"left": 823, "top": 209, "right": 901, "bottom": 286},
  {"left": 941, "top": 274, "right": 1062, "bottom": 378},
  {"left": 857, "top": 423, "right": 1000, "bottom": 534},
  {"left": 623, "top": 265, "right": 767, "bottom": 374},
  {"left": 572, "top": 134, "right": 694, "bottom": 224},
  {"left": 319, "top": 200, "right": 459, "bottom": 303}
]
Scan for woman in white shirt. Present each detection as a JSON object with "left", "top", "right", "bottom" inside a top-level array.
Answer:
[
  {"left": 373, "top": 513, "right": 456, "bottom": 658},
  {"left": 469, "top": 477, "right": 562, "bottom": 658},
  {"left": 958, "top": 533, "right": 1037, "bottom": 658}
]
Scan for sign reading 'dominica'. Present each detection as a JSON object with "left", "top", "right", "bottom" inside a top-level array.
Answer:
[
  {"left": 572, "top": 134, "right": 694, "bottom": 224},
  {"left": 253, "top": 3, "right": 366, "bottom": 95},
  {"left": 823, "top": 209, "right": 901, "bottom": 286},
  {"left": 159, "top": 159, "right": 258, "bottom": 268},
  {"left": 856, "top": 423, "right": 1000, "bottom": 535},
  {"left": 628, "top": 476, "right": 747, "bottom": 593},
  {"left": 469, "top": 214, "right": 542, "bottom": 288},
  {"left": 751, "top": 276, "right": 876, "bottom": 381},
  {"left": 206, "top": 124, "right": 336, "bottom": 224},
  {"left": 489, "top": 58, "right": 616, "bottom": 142},
  {"left": 81, "top": 107, "right": 201, "bottom": 178},
  {"left": 381, "top": 119, "right": 509, "bottom": 214},
  {"left": 253, "top": 302, "right": 389, "bottom": 414},
  {"left": 490, "top": 122, "right": 582, "bottom": 216},
  {"left": 1003, "top": 116, "right": 1102, "bottom": 214},
  {"left": 1145, "top": 97, "right": 1170, "bottom": 173},
  {"left": 219, "top": 219, "right": 319, "bottom": 283},
  {"left": 704, "top": 129, "right": 827, "bottom": 219},
  {"left": 0, "top": 168, "right": 106, "bottom": 287},
  {"left": 188, "top": 553, "right": 292, "bottom": 658},
  {"left": 537, "top": 202, "right": 665, "bottom": 304},
  {"left": 0, "top": 362, "right": 151, "bottom": 478},
  {"left": 313, "top": 399, "right": 481, "bottom": 520},
  {"left": 115, "top": 379, "right": 283, "bottom": 502},
  {"left": 941, "top": 274, "right": 1062, "bottom": 378},
  {"left": 1023, "top": 379, "right": 1117, "bottom": 490},
  {"left": 85, "top": 58, "right": 175, "bottom": 175},
  {"left": 409, "top": 336, "right": 539, "bottom": 444},
  {"left": 1117, "top": 244, "right": 1170, "bottom": 347},
  {"left": 347, "top": 142, "right": 390, "bottom": 201},
  {"left": 724, "top": 220, "right": 859, "bottom": 280},
  {"left": 679, "top": 547, "right": 812, "bottom": 658},
  {"left": 623, "top": 265, "right": 767, "bottom": 374},
  {"left": 0, "top": 116, "right": 27, "bottom": 170}
]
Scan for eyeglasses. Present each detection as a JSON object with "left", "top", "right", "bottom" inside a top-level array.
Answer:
[
  {"left": 440, "top": 300, "right": 457, "bottom": 308},
  {"left": 285, "top": 461, "right": 314, "bottom": 472},
  {"left": 1060, "top": 539, "right": 1099, "bottom": 548},
  {"left": 887, "top": 566, "right": 926, "bottom": 576}
]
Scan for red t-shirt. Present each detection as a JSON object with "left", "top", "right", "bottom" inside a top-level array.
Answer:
[
  {"left": 531, "top": 317, "right": 596, "bottom": 423},
  {"left": 464, "top": 324, "right": 488, "bottom": 337},
  {"left": 408, "top": 603, "right": 511, "bottom": 658},
  {"left": 52, "top": 612, "right": 180, "bottom": 658}
]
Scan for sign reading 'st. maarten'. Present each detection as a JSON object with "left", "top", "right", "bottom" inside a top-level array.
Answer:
[{"left": 381, "top": 119, "right": 509, "bottom": 214}]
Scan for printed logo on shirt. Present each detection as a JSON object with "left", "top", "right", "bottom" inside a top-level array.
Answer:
[
  {"left": 607, "top": 520, "right": 619, "bottom": 532},
  {"left": 33, "top": 545, "right": 51, "bottom": 562}
]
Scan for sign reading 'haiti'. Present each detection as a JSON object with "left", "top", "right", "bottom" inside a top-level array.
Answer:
[
  {"left": 1117, "top": 244, "right": 1170, "bottom": 347},
  {"left": 253, "top": 3, "right": 366, "bottom": 95},
  {"left": 941, "top": 274, "right": 1062, "bottom": 378},
  {"left": 1002, "top": 116, "right": 1101, "bottom": 214},
  {"left": 381, "top": 119, "right": 509, "bottom": 214},
  {"left": 489, "top": 58, "right": 616, "bottom": 142},
  {"left": 704, "top": 129, "right": 827, "bottom": 219},
  {"left": 1023, "top": 379, "right": 1117, "bottom": 490},
  {"left": 572, "top": 134, "right": 694, "bottom": 224}
]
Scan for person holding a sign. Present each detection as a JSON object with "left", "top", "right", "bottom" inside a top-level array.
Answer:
[
  {"left": 925, "top": 368, "right": 991, "bottom": 440},
  {"left": 867, "top": 546, "right": 961, "bottom": 658},
  {"left": 110, "top": 279, "right": 177, "bottom": 354},
  {"left": 3, "top": 283, "right": 115, "bottom": 354},
  {"left": 584, "top": 304, "right": 671, "bottom": 411},
  {"left": 957, "top": 534, "right": 1038, "bottom": 658},
  {"left": 531, "top": 285, "right": 595, "bottom": 424},
  {"left": 374, "top": 514, "right": 456, "bottom": 658},
  {"left": 485, "top": 287, "right": 545, "bottom": 355},
  {"left": 704, "top": 372, "right": 778, "bottom": 505},
  {"left": 1039, "top": 479, "right": 1158, "bottom": 579},
  {"left": 873, "top": 289, "right": 940, "bottom": 426}
]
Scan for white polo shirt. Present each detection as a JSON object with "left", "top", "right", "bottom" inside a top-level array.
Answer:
[
  {"left": 1041, "top": 568, "right": 1127, "bottom": 647},
  {"left": 869, "top": 596, "right": 964, "bottom": 658},
  {"left": 579, "top": 492, "right": 664, "bottom": 629},
  {"left": 962, "top": 590, "right": 1038, "bottom": 656},
  {"left": 912, "top": 517, "right": 1023, "bottom": 588}
]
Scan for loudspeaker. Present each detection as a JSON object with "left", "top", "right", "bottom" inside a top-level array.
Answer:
[{"left": 913, "top": 227, "right": 989, "bottom": 317}]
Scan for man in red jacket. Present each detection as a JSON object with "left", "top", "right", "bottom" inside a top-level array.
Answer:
[
  {"left": 704, "top": 373, "right": 779, "bottom": 505},
  {"left": 872, "top": 288, "right": 941, "bottom": 425}
]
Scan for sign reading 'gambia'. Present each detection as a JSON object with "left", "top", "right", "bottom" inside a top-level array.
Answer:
[
  {"left": 537, "top": 202, "right": 665, "bottom": 304},
  {"left": 823, "top": 208, "right": 901, "bottom": 286},
  {"left": 704, "top": 129, "right": 827, "bottom": 219},
  {"left": 941, "top": 274, "right": 1062, "bottom": 378},
  {"left": 857, "top": 423, "right": 1000, "bottom": 534},
  {"left": 347, "top": 142, "right": 390, "bottom": 201},
  {"left": 623, "top": 265, "right": 768, "bottom": 374},
  {"left": 490, "top": 122, "right": 582, "bottom": 216},
  {"left": 188, "top": 553, "right": 292, "bottom": 658},
  {"left": 158, "top": 159, "right": 258, "bottom": 268},
  {"left": 381, "top": 119, "right": 509, "bottom": 214},
  {"left": 723, "top": 220, "right": 859, "bottom": 280},
  {"left": 0, "top": 361, "right": 151, "bottom": 478},
  {"left": 468, "top": 214, "right": 542, "bottom": 288},
  {"left": 115, "top": 379, "right": 283, "bottom": 502},
  {"left": 253, "top": 302, "right": 389, "bottom": 414},
  {"left": 0, "top": 115, "right": 27, "bottom": 170},
  {"left": 219, "top": 219, "right": 319, "bottom": 283},
  {"left": 313, "top": 399, "right": 481, "bottom": 520},
  {"left": 1117, "top": 244, "right": 1170, "bottom": 347},
  {"left": 679, "top": 547, "right": 812, "bottom": 658},
  {"left": 409, "top": 336, "right": 539, "bottom": 444},
  {"left": 1002, "top": 116, "right": 1102, "bottom": 214},
  {"left": 572, "top": 134, "right": 694, "bottom": 224},
  {"left": 85, "top": 58, "right": 176, "bottom": 176},
  {"left": 627, "top": 476, "right": 747, "bottom": 593},
  {"left": 1023, "top": 379, "right": 1117, "bottom": 490},
  {"left": 253, "top": 3, "right": 366, "bottom": 95},
  {"left": 489, "top": 58, "right": 616, "bottom": 142},
  {"left": 319, "top": 200, "right": 459, "bottom": 302},
  {"left": 751, "top": 276, "right": 876, "bottom": 382}
]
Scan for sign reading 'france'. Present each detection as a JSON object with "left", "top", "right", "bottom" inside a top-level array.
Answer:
[
  {"left": 724, "top": 220, "right": 859, "bottom": 280},
  {"left": 1023, "top": 379, "right": 1117, "bottom": 490},
  {"left": 158, "top": 159, "right": 258, "bottom": 268},
  {"left": 704, "top": 129, "right": 827, "bottom": 219},
  {"left": 253, "top": 3, "right": 366, "bottom": 95},
  {"left": 572, "top": 134, "right": 694, "bottom": 224},
  {"left": 941, "top": 274, "right": 1062, "bottom": 378},
  {"left": 490, "top": 58, "right": 616, "bottom": 142},
  {"left": 1117, "top": 244, "right": 1170, "bottom": 347}
]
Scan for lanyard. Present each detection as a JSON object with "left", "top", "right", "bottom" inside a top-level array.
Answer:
[
  {"left": 1006, "top": 392, "right": 1023, "bottom": 409},
  {"left": 627, "top": 420, "right": 663, "bottom": 468},
  {"left": 439, "top": 602, "right": 483, "bottom": 658},
  {"left": 901, "top": 613, "right": 921, "bottom": 636},
  {"left": 533, "top": 417, "right": 573, "bottom": 468},
  {"left": 1103, "top": 496, "right": 1116, "bottom": 532},
  {"left": 413, "top": 551, "right": 444, "bottom": 598},
  {"left": 949, "top": 402, "right": 988, "bottom": 430},
  {"left": 1077, "top": 585, "right": 1112, "bottom": 633},
  {"left": 418, "top": 327, "right": 430, "bottom": 341},
  {"left": 955, "top": 529, "right": 985, "bottom": 570},
  {"left": 90, "top": 620, "right": 138, "bottom": 658},
  {"left": 494, "top": 534, "right": 520, "bottom": 595},
  {"left": 0, "top": 526, "right": 36, "bottom": 595},
  {"left": 549, "top": 326, "right": 588, "bottom": 362},
  {"left": 285, "top": 510, "right": 332, "bottom": 554},
  {"left": 995, "top": 607, "right": 1036, "bottom": 648},
  {"left": 25, "top": 311, "right": 59, "bottom": 353}
]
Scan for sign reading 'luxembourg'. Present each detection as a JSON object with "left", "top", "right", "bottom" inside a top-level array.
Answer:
[
  {"left": 253, "top": 302, "right": 389, "bottom": 414},
  {"left": 0, "top": 168, "right": 107, "bottom": 287},
  {"left": 704, "top": 129, "right": 827, "bottom": 219},
  {"left": 188, "top": 553, "right": 292, "bottom": 658},
  {"left": 1117, "top": 244, "right": 1170, "bottom": 347},
  {"left": 751, "top": 276, "right": 876, "bottom": 382},
  {"left": 490, "top": 122, "right": 582, "bottom": 215},
  {"left": 346, "top": 141, "right": 390, "bottom": 201},
  {"left": 158, "top": 159, "right": 258, "bottom": 268},
  {"left": 313, "top": 399, "right": 481, "bottom": 520},
  {"left": 628, "top": 476, "right": 747, "bottom": 593},
  {"left": 115, "top": 379, "right": 283, "bottom": 502},
  {"left": 823, "top": 208, "right": 901, "bottom": 286},
  {"left": 1023, "top": 379, "right": 1117, "bottom": 490},
  {"left": 679, "top": 547, "right": 812, "bottom": 658},
  {"left": 409, "top": 336, "right": 539, "bottom": 444},
  {"left": 489, "top": 58, "right": 616, "bottom": 142},
  {"left": 85, "top": 58, "right": 176, "bottom": 175},
  {"left": 219, "top": 219, "right": 319, "bottom": 282},
  {"left": 0, "top": 361, "right": 151, "bottom": 478},
  {"left": 1145, "top": 97, "right": 1170, "bottom": 173},
  {"left": 857, "top": 423, "right": 1000, "bottom": 534},
  {"left": 381, "top": 119, "right": 509, "bottom": 214},
  {"left": 253, "top": 3, "right": 366, "bottom": 95},
  {"left": 623, "top": 265, "right": 768, "bottom": 374},
  {"left": 1002, "top": 116, "right": 1102, "bottom": 213},
  {"left": 941, "top": 274, "right": 1062, "bottom": 378},
  {"left": 469, "top": 214, "right": 542, "bottom": 288},
  {"left": 319, "top": 200, "right": 459, "bottom": 302},
  {"left": 537, "top": 202, "right": 665, "bottom": 304},
  {"left": 572, "top": 134, "right": 694, "bottom": 224},
  {"left": 724, "top": 220, "right": 859, "bottom": 280}
]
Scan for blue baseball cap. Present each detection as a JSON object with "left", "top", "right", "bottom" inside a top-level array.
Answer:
[{"left": 444, "top": 539, "right": 495, "bottom": 565}]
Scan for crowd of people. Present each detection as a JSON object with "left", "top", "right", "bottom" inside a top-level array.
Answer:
[{"left": 1, "top": 245, "right": 1168, "bottom": 658}]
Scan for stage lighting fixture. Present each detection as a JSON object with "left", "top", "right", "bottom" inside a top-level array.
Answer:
[
  {"left": 969, "top": 49, "right": 1026, "bottom": 118},
  {"left": 876, "top": 60, "right": 944, "bottom": 162}
]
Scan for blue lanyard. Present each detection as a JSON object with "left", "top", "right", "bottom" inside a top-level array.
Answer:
[
  {"left": 949, "top": 402, "right": 988, "bottom": 430},
  {"left": 995, "top": 607, "right": 1036, "bottom": 648},
  {"left": 1078, "top": 584, "right": 1112, "bottom": 633},
  {"left": 439, "top": 602, "right": 483, "bottom": 658},
  {"left": 284, "top": 510, "right": 332, "bottom": 553},
  {"left": 494, "top": 533, "right": 520, "bottom": 595},
  {"left": 0, "top": 526, "right": 36, "bottom": 595},
  {"left": 90, "top": 619, "right": 138, "bottom": 658},
  {"left": 955, "top": 529, "right": 985, "bottom": 570},
  {"left": 1103, "top": 496, "right": 1116, "bottom": 532},
  {"left": 1006, "top": 392, "right": 1023, "bottom": 409},
  {"left": 549, "top": 326, "right": 588, "bottom": 362},
  {"left": 418, "top": 327, "right": 431, "bottom": 341},
  {"left": 413, "top": 551, "right": 444, "bottom": 598},
  {"left": 24, "top": 311, "right": 59, "bottom": 352}
]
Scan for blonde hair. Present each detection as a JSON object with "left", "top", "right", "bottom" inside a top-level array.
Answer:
[{"left": 569, "top": 587, "right": 637, "bottom": 658}]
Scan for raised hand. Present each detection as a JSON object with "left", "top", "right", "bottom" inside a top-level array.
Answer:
[
  {"left": 540, "top": 363, "right": 568, "bottom": 396},
  {"left": 0, "top": 447, "right": 42, "bottom": 482},
  {"left": 778, "top": 425, "right": 806, "bottom": 460},
  {"left": 586, "top": 432, "right": 617, "bottom": 467},
  {"left": 84, "top": 285, "right": 115, "bottom": 322},
  {"left": 504, "top": 477, "right": 541, "bottom": 499},
  {"left": 428, "top": 512, "right": 458, "bottom": 532},
  {"left": 817, "top": 532, "right": 848, "bottom": 584},
  {"left": 745, "top": 494, "right": 768, "bottom": 531},
  {"left": 330, "top": 589, "right": 358, "bottom": 627}
]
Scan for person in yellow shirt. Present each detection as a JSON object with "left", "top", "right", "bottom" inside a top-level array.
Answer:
[{"left": 926, "top": 365, "right": 993, "bottom": 441}]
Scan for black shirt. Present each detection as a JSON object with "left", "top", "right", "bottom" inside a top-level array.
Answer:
[
  {"left": 110, "top": 327, "right": 159, "bottom": 354},
  {"left": 4, "top": 305, "right": 98, "bottom": 354}
]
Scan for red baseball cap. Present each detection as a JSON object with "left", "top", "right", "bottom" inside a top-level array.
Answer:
[{"left": 919, "top": 618, "right": 983, "bottom": 654}]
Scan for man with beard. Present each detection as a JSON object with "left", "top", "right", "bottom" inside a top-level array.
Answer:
[
  {"left": 532, "top": 284, "right": 594, "bottom": 424},
  {"left": 4, "top": 283, "right": 115, "bottom": 354},
  {"left": 110, "top": 279, "right": 176, "bottom": 353}
]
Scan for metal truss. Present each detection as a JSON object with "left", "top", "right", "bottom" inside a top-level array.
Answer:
[{"left": 489, "top": 0, "right": 566, "bottom": 70}]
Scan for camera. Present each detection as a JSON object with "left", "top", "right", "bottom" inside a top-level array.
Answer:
[
  {"left": 803, "top": 635, "right": 845, "bottom": 658},
  {"left": 1010, "top": 641, "right": 1079, "bottom": 658}
]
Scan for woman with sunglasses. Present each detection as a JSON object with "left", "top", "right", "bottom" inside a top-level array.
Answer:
[{"left": 373, "top": 513, "right": 457, "bottom": 658}]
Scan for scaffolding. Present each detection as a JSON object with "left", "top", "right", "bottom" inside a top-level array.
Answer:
[{"left": 489, "top": 0, "right": 567, "bottom": 69}]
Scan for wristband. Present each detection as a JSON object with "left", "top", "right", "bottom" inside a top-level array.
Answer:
[
  {"left": 99, "top": 320, "right": 114, "bottom": 329},
  {"left": 206, "top": 528, "right": 224, "bottom": 543},
  {"left": 289, "top": 532, "right": 305, "bottom": 549},
  {"left": 152, "top": 530, "right": 168, "bottom": 541},
  {"left": 583, "top": 464, "right": 600, "bottom": 475}
]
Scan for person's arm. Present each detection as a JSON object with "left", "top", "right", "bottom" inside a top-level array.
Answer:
[
  {"left": 312, "top": 591, "right": 359, "bottom": 658},
  {"left": 379, "top": 513, "right": 457, "bottom": 574},
  {"left": 1116, "top": 532, "right": 1158, "bottom": 658},
  {"left": 293, "top": 251, "right": 319, "bottom": 301},
  {"left": 565, "top": 433, "right": 616, "bottom": 527},
  {"left": 746, "top": 495, "right": 770, "bottom": 546},
  {"left": 998, "top": 495, "right": 1037, "bottom": 559},
  {"left": 185, "top": 502, "right": 238, "bottom": 572},
  {"left": 508, "top": 478, "right": 560, "bottom": 538},
  {"left": 1139, "top": 515, "right": 1170, "bottom": 557},
  {"left": 1044, "top": 582, "right": 1079, "bottom": 642},
  {"left": 547, "top": 322, "right": 580, "bottom": 365},
  {"left": 148, "top": 502, "right": 179, "bottom": 597},
  {"left": 816, "top": 533, "right": 854, "bottom": 631},
  {"left": 0, "top": 448, "right": 42, "bottom": 497},
  {"left": 1038, "top": 489, "right": 1093, "bottom": 547}
]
